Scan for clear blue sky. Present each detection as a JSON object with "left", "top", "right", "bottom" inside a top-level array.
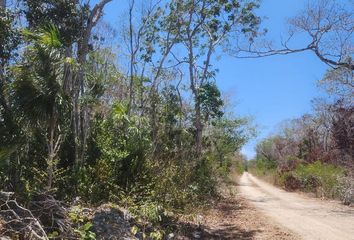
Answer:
[
  {"left": 100, "top": 0, "right": 329, "bottom": 159},
  {"left": 215, "top": 1, "right": 328, "bottom": 159}
]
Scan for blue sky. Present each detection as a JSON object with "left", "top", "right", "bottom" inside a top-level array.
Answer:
[
  {"left": 215, "top": 0, "right": 328, "bottom": 159},
  {"left": 100, "top": 0, "right": 329, "bottom": 159}
]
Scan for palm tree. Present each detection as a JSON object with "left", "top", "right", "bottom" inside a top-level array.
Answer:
[{"left": 13, "top": 25, "right": 71, "bottom": 189}]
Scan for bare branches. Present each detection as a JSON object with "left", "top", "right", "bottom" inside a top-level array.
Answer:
[
  {"left": 0, "top": 192, "right": 48, "bottom": 240},
  {"left": 81, "top": 0, "right": 113, "bottom": 54},
  {"left": 89, "top": 0, "right": 113, "bottom": 27},
  {"left": 319, "top": 66, "right": 354, "bottom": 105},
  {"left": 0, "top": 192, "right": 77, "bottom": 239},
  {"left": 74, "top": 0, "right": 114, "bottom": 166},
  {"left": 0, "top": 0, "right": 5, "bottom": 9},
  {"left": 232, "top": 0, "right": 354, "bottom": 70},
  {"left": 28, "top": 193, "right": 74, "bottom": 238}
]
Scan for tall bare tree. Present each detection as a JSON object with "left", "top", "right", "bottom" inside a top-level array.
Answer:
[
  {"left": 0, "top": 0, "right": 5, "bottom": 9},
  {"left": 74, "top": 0, "right": 113, "bottom": 166},
  {"left": 163, "top": 0, "right": 261, "bottom": 156},
  {"left": 234, "top": 0, "right": 354, "bottom": 70}
]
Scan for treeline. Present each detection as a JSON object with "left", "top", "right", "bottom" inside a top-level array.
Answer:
[
  {"left": 249, "top": 67, "right": 353, "bottom": 204},
  {"left": 0, "top": 0, "right": 257, "bottom": 211}
]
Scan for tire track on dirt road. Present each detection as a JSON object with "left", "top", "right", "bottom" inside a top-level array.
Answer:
[{"left": 238, "top": 172, "right": 354, "bottom": 240}]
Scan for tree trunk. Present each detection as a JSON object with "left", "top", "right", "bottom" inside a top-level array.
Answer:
[
  {"left": 150, "top": 90, "right": 158, "bottom": 153},
  {"left": 187, "top": 36, "right": 203, "bottom": 157},
  {"left": 46, "top": 154, "right": 54, "bottom": 190},
  {"left": 73, "top": 0, "right": 112, "bottom": 167},
  {"left": 0, "top": 0, "right": 6, "bottom": 9},
  {"left": 195, "top": 98, "right": 203, "bottom": 156},
  {"left": 46, "top": 116, "right": 56, "bottom": 190},
  {"left": 127, "top": 0, "right": 135, "bottom": 115}
]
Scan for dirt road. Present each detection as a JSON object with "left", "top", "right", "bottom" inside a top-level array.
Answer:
[
  {"left": 238, "top": 172, "right": 354, "bottom": 240},
  {"left": 175, "top": 180, "right": 297, "bottom": 239}
]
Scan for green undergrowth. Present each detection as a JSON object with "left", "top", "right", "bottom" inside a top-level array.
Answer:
[
  {"left": 251, "top": 161, "right": 345, "bottom": 199},
  {"left": 293, "top": 161, "right": 344, "bottom": 198}
]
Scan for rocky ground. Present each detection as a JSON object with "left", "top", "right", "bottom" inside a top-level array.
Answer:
[{"left": 0, "top": 175, "right": 298, "bottom": 240}]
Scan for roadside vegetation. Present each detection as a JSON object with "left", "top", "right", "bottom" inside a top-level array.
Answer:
[
  {"left": 249, "top": 86, "right": 353, "bottom": 204},
  {"left": 0, "top": 0, "right": 256, "bottom": 238},
  {"left": 248, "top": 0, "right": 353, "bottom": 205}
]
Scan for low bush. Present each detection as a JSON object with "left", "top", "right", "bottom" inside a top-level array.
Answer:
[
  {"left": 250, "top": 158, "right": 347, "bottom": 200},
  {"left": 337, "top": 176, "right": 354, "bottom": 205},
  {"left": 234, "top": 159, "right": 245, "bottom": 175},
  {"left": 249, "top": 164, "right": 279, "bottom": 186},
  {"left": 281, "top": 173, "right": 301, "bottom": 191},
  {"left": 294, "top": 161, "right": 344, "bottom": 198}
]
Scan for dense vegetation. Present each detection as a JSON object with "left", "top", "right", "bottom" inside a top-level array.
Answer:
[{"left": 0, "top": 0, "right": 257, "bottom": 238}]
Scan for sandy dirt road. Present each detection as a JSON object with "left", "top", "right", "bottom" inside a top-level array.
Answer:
[{"left": 238, "top": 172, "right": 354, "bottom": 240}]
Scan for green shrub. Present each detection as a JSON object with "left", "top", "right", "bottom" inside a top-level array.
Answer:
[
  {"left": 280, "top": 172, "right": 301, "bottom": 191},
  {"left": 130, "top": 201, "right": 170, "bottom": 226},
  {"left": 250, "top": 157, "right": 277, "bottom": 176},
  {"left": 150, "top": 161, "right": 194, "bottom": 209},
  {"left": 234, "top": 160, "right": 245, "bottom": 175},
  {"left": 69, "top": 206, "right": 96, "bottom": 240},
  {"left": 294, "top": 161, "right": 344, "bottom": 198},
  {"left": 194, "top": 157, "right": 218, "bottom": 196}
]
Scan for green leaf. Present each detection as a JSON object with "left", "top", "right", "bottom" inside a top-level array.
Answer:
[{"left": 131, "top": 225, "right": 139, "bottom": 235}]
